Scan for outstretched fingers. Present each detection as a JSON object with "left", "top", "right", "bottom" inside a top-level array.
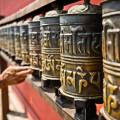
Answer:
[{"left": 16, "top": 69, "right": 33, "bottom": 76}]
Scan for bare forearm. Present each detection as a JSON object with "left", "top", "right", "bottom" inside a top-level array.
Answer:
[
  {"left": 0, "top": 66, "right": 32, "bottom": 87},
  {"left": 0, "top": 74, "right": 4, "bottom": 88}
]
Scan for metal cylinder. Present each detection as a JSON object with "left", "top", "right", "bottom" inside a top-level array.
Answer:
[
  {"left": 4, "top": 25, "right": 8, "bottom": 53},
  {"left": 40, "top": 11, "right": 60, "bottom": 82},
  {"left": 102, "top": 0, "right": 120, "bottom": 119},
  {"left": 9, "top": 23, "right": 15, "bottom": 57},
  {"left": 0, "top": 25, "right": 9, "bottom": 53},
  {"left": 20, "top": 19, "right": 31, "bottom": 65},
  {"left": 59, "top": 3, "right": 103, "bottom": 100},
  {"left": 14, "top": 21, "right": 23, "bottom": 60},
  {"left": 0, "top": 26, "right": 4, "bottom": 51},
  {"left": 29, "top": 16, "right": 41, "bottom": 70},
  {"left": 0, "top": 26, "right": 5, "bottom": 51},
  {"left": 6, "top": 25, "right": 10, "bottom": 54}
]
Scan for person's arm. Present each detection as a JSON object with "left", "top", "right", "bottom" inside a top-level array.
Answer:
[
  {"left": 0, "top": 66, "right": 33, "bottom": 88},
  {"left": 0, "top": 74, "right": 4, "bottom": 88}
]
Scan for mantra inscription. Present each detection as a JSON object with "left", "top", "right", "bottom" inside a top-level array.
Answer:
[
  {"left": 41, "top": 23, "right": 60, "bottom": 80},
  {"left": 61, "top": 64, "right": 102, "bottom": 96},
  {"left": 14, "top": 27, "right": 22, "bottom": 59},
  {"left": 42, "top": 30, "right": 60, "bottom": 48},
  {"left": 61, "top": 32, "right": 101, "bottom": 56},
  {"left": 9, "top": 27, "right": 15, "bottom": 55},
  {"left": 42, "top": 54, "right": 60, "bottom": 78},
  {"left": 103, "top": 78, "right": 119, "bottom": 115},
  {"left": 103, "top": 27, "right": 120, "bottom": 62},
  {"left": 20, "top": 30, "right": 29, "bottom": 63},
  {"left": 103, "top": 17, "right": 120, "bottom": 120},
  {"left": 29, "top": 32, "right": 41, "bottom": 68},
  {"left": 60, "top": 20, "right": 103, "bottom": 99}
]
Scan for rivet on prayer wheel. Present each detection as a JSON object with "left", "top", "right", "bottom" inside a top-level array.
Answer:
[
  {"left": 40, "top": 10, "right": 61, "bottom": 89},
  {"left": 100, "top": 0, "right": 120, "bottom": 120},
  {"left": 20, "top": 19, "right": 31, "bottom": 66},
  {"left": 59, "top": 1, "right": 103, "bottom": 119},
  {"left": 29, "top": 15, "right": 41, "bottom": 78}
]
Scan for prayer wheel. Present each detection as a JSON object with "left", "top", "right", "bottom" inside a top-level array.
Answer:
[
  {"left": 14, "top": 21, "right": 23, "bottom": 61},
  {"left": 20, "top": 19, "right": 31, "bottom": 65},
  {"left": 9, "top": 23, "right": 15, "bottom": 58},
  {"left": 102, "top": 0, "right": 120, "bottom": 120},
  {"left": 40, "top": 11, "right": 61, "bottom": 88},
  {"left": 0, "top": 26, "right": 4, "bottom": 51},
  {"left": 59, "top": 1, "right": 103, "bottom": 101},
  {"left": 6, "top": 24, "right": 11, "bottom": 55},
  {"left": 29, "top": 16, "right": 41, "bottom": 72},
  {"left": 5, "top": 25, "right": 10, "bottom": 55},
  {"left": 0, "top": 26, "right": 6, "bottom": 52},
  {"left": 3, "top": 25, "right": 8, "bottom": 54}
]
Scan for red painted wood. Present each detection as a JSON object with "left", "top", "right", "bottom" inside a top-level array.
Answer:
[
  {"left": 0, "top": 0, "right": 35, "bottom": 16},
  {"left": 0, "top": 0, "right": 102, "bottom": 17},
  {"left": 12, "top": 81, "right": 103, "bottom": 120},
  {"left": 96, "top": 104, "right": 103, "bottom": 115},
  {"left": 12, "top": 81, "right": 63, "bottom": 120}
]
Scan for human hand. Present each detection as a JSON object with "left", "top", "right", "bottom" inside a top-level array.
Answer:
[{"left": 0, "top": 66, "right": 33, "bottom": 86}]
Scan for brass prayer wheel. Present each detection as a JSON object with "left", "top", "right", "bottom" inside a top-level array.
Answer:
[
  {"left": 5, "top": 25, "right": 10, "bottom": 54},
  {"left": 0, "top": 26, "right": 5, "bottom": 51},
  {"left": 0, "top": 26, "right": 5, "bottom": 52},
  {"left": 20, "top": 19, "right": 31, "bottom": 65},
  {"left": 29, "top": 16, "right": 41, "bottom": 70},
  {"left": 40, "top": 11, "right": 60, "bottom": 83},
  {"left": 9, "top": 23, "right": 15, "bottom": 57},
  {"left": 14, "top": 21, "right": 23, "bottom": 60},
  {"left": 59, "top": 2, "right": 103, "bottom": 100},
  {"left": 3, "top": 25, "right": 8, "bottom": 53},
  {"left": 1, "top": 25, "right": 8, "bottom": 53},
  {"left": 102, "top": 0, "right": 120, "bottom": 120},
  {"left": 7, "top": 24, "right": 12, "bottom": 56}
]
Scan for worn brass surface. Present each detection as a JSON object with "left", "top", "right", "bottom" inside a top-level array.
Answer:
[
  {"left": 59, "top": 3, "right": 103, "bottom": 99},
  {"left": 9, "top": 25, "right": 15, "bottom": 56},
  {"left": 40, "top": 14, "right": 60, "bottom": 81},
  {"left": 0, "top": 27, "right": 7, "bottom": 52},
  {"left": 6, "top": 26, "right": 10, "bottom": 53},
  {"left": 102, "top": 0, "right": 120, "bottom": 119},
  {"left": 20, "top": 22, "right": 30, "bottom": 64},
  {"left": 14, "top": 25, "right": 22, "bottom": 59},
  {"left": 29, "top": 17, "right": 41, "bottom": 69}
]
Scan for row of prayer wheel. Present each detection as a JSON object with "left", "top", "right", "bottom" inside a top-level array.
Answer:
[{"left": 0, "top": 0, "right": 120, "bottom": 119}]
